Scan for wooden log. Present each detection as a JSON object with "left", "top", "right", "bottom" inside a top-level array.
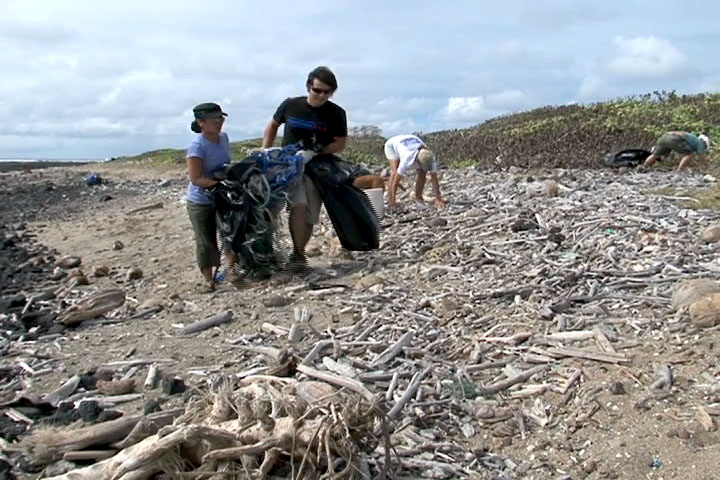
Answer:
[
  {"left": 28, "top": 409, "right": 183, "bottom": 463},
  {"left": 388, "top": 368, "right": 431, "bottom": 419},
  {"left": 545, "top": 330, "right": 596, "bottom": 342},
  {"left": 261, "top": 322, "right": 289, "bottom": 335},
  {"left": 288, "top": 323, "right": 303, "bottom": 343},
  {"left": 593, "top": 326, "right": 617, "bottom": 353},
  {"left": 63, "top": 450, "right": 117, "bottom": 461},
  {"left": 541, "top": 346, "right": 629, "bottom": 364},
  {"left": 479, "top": 365, "right": 549, "bottom": 395},
  {"left": 300, "top": 340, "right": 333, "bottom": 366},
  {"left": 144, "top": 364, "right": 158, "bottom": 389},
  {"left": 182, "top": 311, "right": 233, "bottom": 335},
  {"left": 42, "top": 375, "right": 81, "bottom": 406},
  {"left": 58, "top": 289, "right": 126, "bottom": 326},
  {"left": 370, "top": 331, "right": 414, "bottom": 368},
  {"left": 386, "top": 371, "right": 400, "bottom": 401},
  {"left": 295, "top": 364, "right": 374, "bottom": 402}
]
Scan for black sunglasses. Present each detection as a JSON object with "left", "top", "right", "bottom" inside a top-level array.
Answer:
[{"left": 310, "top": 86, "right": 332, "bottom": 95}]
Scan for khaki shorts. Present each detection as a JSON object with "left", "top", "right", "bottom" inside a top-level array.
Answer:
[
  {"left": 287, "top": 174, "right": 323, "bottom": 225},
  {"left": 653, "top": 132, "right": 695, "bottom": 157}
]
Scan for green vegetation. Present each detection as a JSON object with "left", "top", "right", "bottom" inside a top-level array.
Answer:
[{"left": 118, "top": 91, "right": 720, "bottom": 170}]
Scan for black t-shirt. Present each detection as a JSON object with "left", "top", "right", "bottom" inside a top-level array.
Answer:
[{"left": 273, "top": 96, "right": 347, "bottom": 149}]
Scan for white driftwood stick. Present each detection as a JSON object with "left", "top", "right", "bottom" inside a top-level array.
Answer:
[
  {"left": 261, "top": 322, "right": 289, "bottom": 335},
  {"left": 388, "top": 368, "right": 431, "bottom": 419},
  {"left": 63, "top": 450, "right": 118, "bottom": 461},
  {"left": 301, "top": 340, "right": 334, "bottom": 366},
  {"left": 43, "top": 375, "right": 82, "bottom": 406},
  {"left": 592, "top": 326, "right": 617, "bottom": 353},
  {"left": 307, "top": 287, "right": 347, "bottom": 296},
  {"left": 322, "top": 356, "right": 358, "bottom": 379},
  {"left": 288, "top": 323, "right": 303, "bottom": 343},
  {"left": 480, "top": 365, "right": 550, "bottom": 395},
  {"left": 81, "top": 393, "right": 144, "bottom": 407},
  {"left": 386, "top": 370, "right": 400, "bottom": 402},
  {"left": 542, "top": 346, "right": 629, "bottom": 364},
  {"left": 562, "top": 369, "right": 583, "bottom": 394},
  {"left": 102, "top": 359, "right": 176, "bottom": 368},
  {"left": 295, "top": 364, "right": 374, "bottom": 402},
  {"left": 545, "top": 331, "right": 596, "bottom": 342},
  {"left": 182, "top": 311, "right": 233, "bottom": 335},
  {"left": 144, "top": 364, "right": 158, "bottom": 389},
  {"left": 370, "top": 331, "right": 414, "bottom": 368}
]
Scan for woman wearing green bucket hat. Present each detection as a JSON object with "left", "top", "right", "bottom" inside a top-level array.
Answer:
[{"left": 185, "top": 102, "right": 238, "bottom": 292}]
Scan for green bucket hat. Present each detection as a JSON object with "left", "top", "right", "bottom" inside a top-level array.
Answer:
[{"left": 193, "top": 102, "right": 228, "bottom": 120}]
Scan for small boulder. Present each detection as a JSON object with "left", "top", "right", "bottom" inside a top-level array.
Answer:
[
  {"left": 672, "top": 279, "right": 720, "bottom": 310},
  {"left": 425, "top": 217, "right": 448, "bottom": 228},
  {"left": 700, "top": 224, "right": 720, "bottom": 243},
  {"left": 56, "top": 256, "right": 82, "bottom": 269},
  {"left": 93, "top": 265, "right": 110, "bottom": 277},
  {"left": 113, "top": 240, "right": 124, "bottom": 250},
  {"left": 262, "top": 295, "right": 294, "bottom": 308},
  {"left": 162, "top": 376, "right": 187, "bottom": 395},
  {"left": 126, "top": 267, "right": 143, "bottom": 281},
  {"left": 689, "top": 293, "right": 720, "bottom": 328}
]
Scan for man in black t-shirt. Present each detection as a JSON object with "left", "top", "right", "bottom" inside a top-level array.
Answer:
[{"left": 262, "top": 66, "right": 348, "bottom": 272}]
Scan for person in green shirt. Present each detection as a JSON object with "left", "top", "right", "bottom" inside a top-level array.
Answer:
[{"left": 643, "top": 131, "right": 712, "bottom": 172}]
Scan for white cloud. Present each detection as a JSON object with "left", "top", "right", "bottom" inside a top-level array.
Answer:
[
  {"left": 607, "top": 36, "right": 686, "bottom": 79},
  {"left": 442, "top": 90, "right": 529, "bottom": 124},
  {"left": 443, "top": 97, "right": 488, "bottom": 122},
  {"left": 0, "top": 1, "right": 718, "bottom": 158}
]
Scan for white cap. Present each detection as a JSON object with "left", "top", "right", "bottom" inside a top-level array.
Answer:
[{"left": 698, "top": 134, "right": 712, "bottom": 150}]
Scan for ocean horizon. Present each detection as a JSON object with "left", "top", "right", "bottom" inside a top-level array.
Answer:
[{"left": 0, "top": 158, "right": 104, "bottom": 163}]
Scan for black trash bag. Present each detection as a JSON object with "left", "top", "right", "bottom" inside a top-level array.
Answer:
[
  {"left": 212, "top": 160, "right": 284, "bottom": 276},
  {"left": 305, "top": 154, "right": 379, "bottom": 251},
  {"left": 604, "top": 149, "right": 652, "bottom": 168},
  {"left": 304, "top": 153, "right": 370, "bottom": 187}
]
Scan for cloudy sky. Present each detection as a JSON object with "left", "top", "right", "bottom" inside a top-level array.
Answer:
[{"left": 2, "top": 0, "right": 718, "bottom": 159}]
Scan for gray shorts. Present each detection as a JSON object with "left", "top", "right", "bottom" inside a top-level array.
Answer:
[
  {"left": 653, "top": 132, "right": 695, "bottom": 157},
  {"left": 287, "top": 174, "right": 322, "bottom": 225}
]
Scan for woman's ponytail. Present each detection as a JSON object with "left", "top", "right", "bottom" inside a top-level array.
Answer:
[{"left": 190, "top": 120, "right": 201, "bottom": 133}]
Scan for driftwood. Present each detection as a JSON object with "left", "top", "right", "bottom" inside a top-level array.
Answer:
[
  {"left": 27, "top": 409, "right": 183, "bottom": 464},
  {"left": 540, "top": 346, "right": 629, "bottom": 364},
  {"left": 295, "top": 364, "right": 375, "bottom": 402},
  {"left": 479, "top": 365, "right": 550, "bottom": 395},
  {"left": 42, "top": 375, "right": 82, "bottom": 406},
  {"left": 388, "top": 368, "right": 431, "bottom": 419},
  {"left": 58, "top": 289, "right": 126, "bottom": 326},
  {"left": 182, "top": 310, "right": 233, "bottom": 334},
  {"left": 370, "top": 331, "right": 414, "bottom": 368},
  {"left": 126, "top": 202, "right": 163, "bottom": 215},
  {"left": 144, "top": 364, "right": 159, "bottom": 389}
]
